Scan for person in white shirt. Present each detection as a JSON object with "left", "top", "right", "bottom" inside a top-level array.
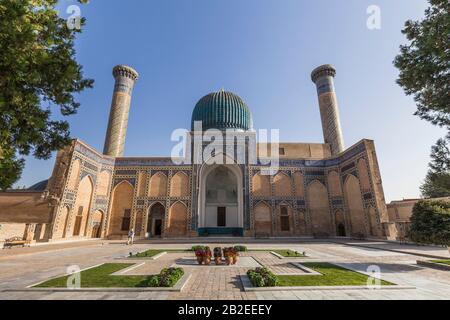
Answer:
[{"left": 127, "top": 228, "right": 135, "bottom": 245}]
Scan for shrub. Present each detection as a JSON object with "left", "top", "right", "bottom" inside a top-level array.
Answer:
[
  {"left": 192, "top": 245, "right": 207, "bottom": 251},
  {"left": 147, "top": 267, "right": 185, "bottom": 287},
  {"left": 247, "top": 267, "right": 279, "bottom": 287},
  {"left": 147, "top": 275, "right": 160, "bottom": 287},
  {"left": 265, "top": 273, "right": 279, "bottom": 287},
  {"left": 213, "top": 247, "right": 222, "bottom": 258},
  {"left": 233, "top": 245, "right": 248, "bottom": 252},
  {"left": 408, "top": 200, "right": 450, "bottom": 246},
  {"left": 248, "top": 271, "right": 265, "bottom": 287}
]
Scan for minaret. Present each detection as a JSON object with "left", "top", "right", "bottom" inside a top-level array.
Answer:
[
  {"left": 103, "top": 65, "right": 139, "bottom": 157},
  {"left": 311, "top": 64, "right": 345, "bottom": 155}
]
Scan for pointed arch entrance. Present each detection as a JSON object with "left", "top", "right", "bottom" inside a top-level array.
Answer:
[
  {"left": 147, "top": 202, "right": 165, "bottom": 238},
  {"left": 91, "top": 210, "right": 104, "bottom": 238},
  {"left": 198, "top": 162, "right": 244, "bottom": 236}
]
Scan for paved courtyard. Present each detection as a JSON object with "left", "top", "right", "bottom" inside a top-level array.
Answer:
[{"left": 0, "top": 239, "right": 449, "bottom": 300}]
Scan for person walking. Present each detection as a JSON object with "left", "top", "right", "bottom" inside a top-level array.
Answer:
[{"left": 127, "top": 228, "right": 135, "bottom": 245}]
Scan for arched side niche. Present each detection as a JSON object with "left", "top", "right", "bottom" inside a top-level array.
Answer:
[
  {"left": 170, "top": 172, "right": 190, "bottom": 198},
  {"left": 166, "top": 202, "right": 188, "bottom": 237},
  {"left": 273, "top": 173, "right": 292, "bottom": 197},
  {"left": 108, "top": 181, "right": 134, "bottom": 236},
  {"left": 307, "top": 180, "right": 332, "bottom": 236},
  {"left": 252, "top": 173, "right": 271, "bottom": 197},
  {"left": 149, "top": 173, "right": 167, "bottom": 198},
  {"left": 253, "top": 202, "right": 272, "bottom": 237},
  {"left": 344, "top": 175, "right": 366, "bottom": 236}
]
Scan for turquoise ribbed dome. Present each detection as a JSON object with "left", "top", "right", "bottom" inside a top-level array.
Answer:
[{"left": 191, "top": 90, "right": 253, "bottom": 131}]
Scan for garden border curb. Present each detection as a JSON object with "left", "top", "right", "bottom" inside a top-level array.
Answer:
[
  {"left": 6, "top": 272, "right": 192, "bottom": 293},
  {"left": 116, "top": 251, "right": 168, "bottom": 260},
  {"left": 417, "top": 260, "right": 450, "bottom": 271},
  {"left": 239, "top": 275, "right": 416, "bottom": 292},
  {"left": 270, "top": 251, "right": 307, "bottom": 259},
  {"left": 333, "top": 241, "right": 450, "bottom": 260}
]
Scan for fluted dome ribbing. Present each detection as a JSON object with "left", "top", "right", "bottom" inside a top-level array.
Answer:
[{"left": 191, "top": 90, "right": 252, "bottom": 131}]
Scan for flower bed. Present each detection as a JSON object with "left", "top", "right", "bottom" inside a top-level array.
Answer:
[{"left": 247, "top": 267, "right": 279, "bottom": 287}]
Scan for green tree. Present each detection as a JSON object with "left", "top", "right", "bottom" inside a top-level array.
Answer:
[
  {"left": 421, "top": 171, "right": 450, "bottom": 198},
  {"left": 421, "top": 133, "right": 450, "bottom": 198},
  {"left": 395, "top": 0, "right": 450, "bottom": 198},
  {"left": 429, "top": 133, "right": 450, "bottom": 173},
  {"left": 408, "top": 200, "right": 450, "bottom": 246},
  {"left": 394, "top": 0, "right": 450, "bottom": 128},
  {"left": 0, "top": 0, "right": 92, "bottom": 190}
]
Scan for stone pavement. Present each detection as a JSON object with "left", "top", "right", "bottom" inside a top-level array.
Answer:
[{"left": 0, "top": 240, "right": 449, "bottom": 300}]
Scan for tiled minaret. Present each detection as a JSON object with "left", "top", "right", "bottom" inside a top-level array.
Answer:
[
  {"left": 311, "top": 64, "right": 345, "bottom": 155},
  {"left": 103, "top": 65, "right": 139, "bottom": 157}
]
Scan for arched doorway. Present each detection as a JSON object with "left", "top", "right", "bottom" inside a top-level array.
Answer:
[
  {"left": 337, "top": 223, "right": 346, "bottom": 237},
  {"left": 91, "top": 210, "right": 104, "bottom": 238},
  {"left": 198, "top": 164, "right": 244, "bottom": 236},
  {"left": 148, "top": 203, "right": 165, "bottom": 238},
  {"left": 72, "top": 176, "right": 94, "bottom": 237},
  {"left": 335, "top": 210, "right": 346, "bottom": 237}
]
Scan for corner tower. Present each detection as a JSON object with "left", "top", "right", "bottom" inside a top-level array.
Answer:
[
  {"left": 103, "top": 65, "right": 139, "bottom": 157},
  {"left": 311, "top": 64, "right": 345, "bottom": 155}
]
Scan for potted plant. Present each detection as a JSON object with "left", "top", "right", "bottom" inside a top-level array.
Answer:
[
  {"left": 213, "top": 247, "right": 222, "bottom": 265},
  {"left": 232, "top": 248, "right": 240, "bottom": 265},
  {"left": 195, "top": 249, "right": 204, "bottom": 265},
  {"left": 203, "top": 247, "right": 212, "bottom": 265},
  {"left": 223, "top": 247, "right": 233, "bottom": 265},
  {"left": 223, "top": 247, "right": 238, "bottom": 265}
]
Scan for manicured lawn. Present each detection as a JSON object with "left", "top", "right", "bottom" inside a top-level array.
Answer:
[
  {"left": 35, "top": 264, "right": 186, "bottom": 288},
  {"left": 432, "top": 260, "right": 450, "bottom": 266},
  {"left": 277, "top": 263, "right": 395, "bottom": 287},
  {"left": 249, "top": 249, "right": 306, "bottom": 257},
  {"left": 272, "top": 250, "right": 306, "bottom": 257},
  {"left": 131, "top": 249, "right": 190, "bottom": 258},
  {"left": 35, "top": 263, "right": 155, "bottom": 288}
]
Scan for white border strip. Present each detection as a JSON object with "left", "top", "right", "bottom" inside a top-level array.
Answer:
[
  {"left": 27, "top": 263, "right": 104, "bottom": 288},
  {"left": 112, "top": 262, "right": 145, "bottom": 275},
  {"left": 240, "top": 275, "right": 416, "bottom": 292}
]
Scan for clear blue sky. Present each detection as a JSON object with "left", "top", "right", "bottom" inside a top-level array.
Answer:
[{"left": 17, "top": 0, "right": 446, "bottom": 202}]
